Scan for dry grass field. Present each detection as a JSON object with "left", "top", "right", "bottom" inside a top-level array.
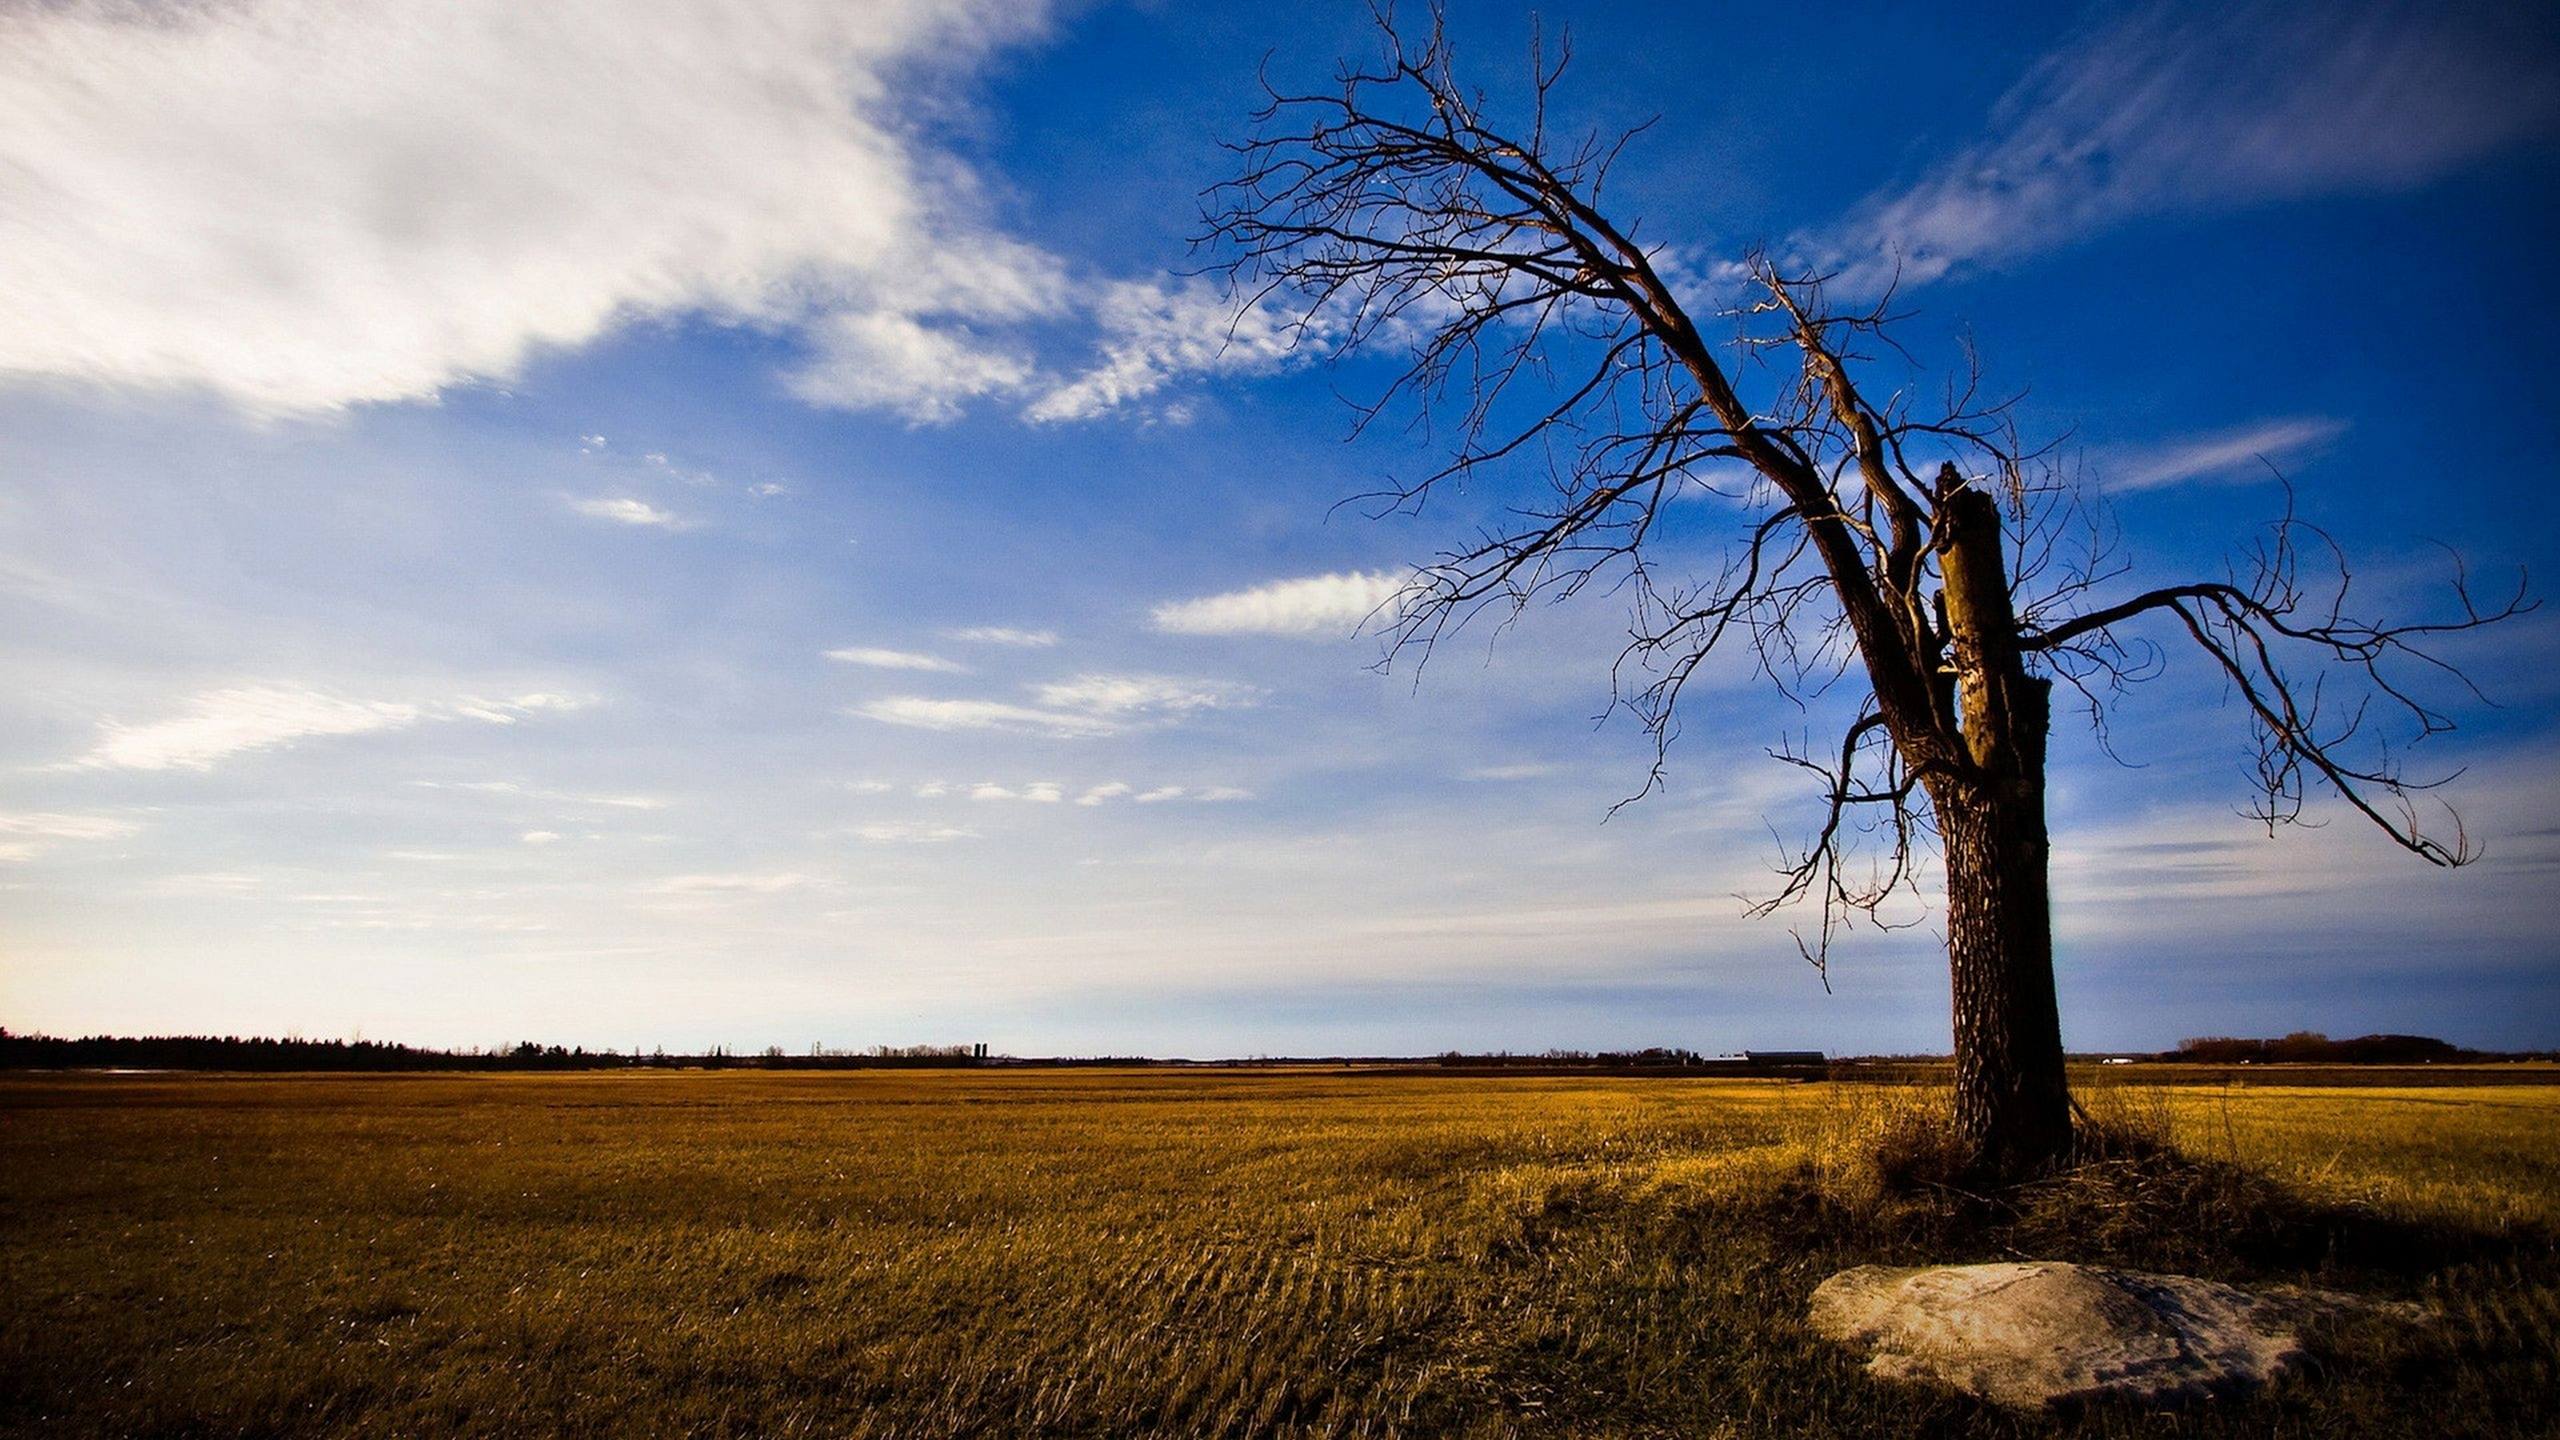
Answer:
[{"left": 2, "top": 1069, "right": 2554, "bottom": 1438}]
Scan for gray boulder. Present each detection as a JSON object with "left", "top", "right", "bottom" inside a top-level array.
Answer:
[{"left": 1809, "top": 1261, "right": 2375, "bottom": 1409}]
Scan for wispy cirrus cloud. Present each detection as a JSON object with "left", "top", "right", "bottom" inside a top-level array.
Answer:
[
  {"left": 1152, "top": 572, "right": 1407, "bottom": 638},
  {"left": 851, "top": 673, "right": 1256, "bottom": 739},
  {"left": 945, "top": 626, "right": 1058, "bottom": 648},
  {"left": 1816, "top": 2, "right": 2560, "bottom": 291},
  {"left": 1027, "top": 278, "right": 1314, "bottom": 423},
  {"left": 2103, "top": 416, "right": 2348, "bottom": 492},
  {"left": 908, "top": 778, "right": 1251, "bottom": 806},
  {"left": 787, "top": 309, "right": 1042, "bottom": 424},
  {"left": 825, "top": 646, "right": 968, "bottom": 673},
  {"left": 408, "top": 779, "right": 666, "bottom": 810},
  {"left": 1031, "top": 674, "right": 1257, "bottom": 715},
  {"left": 569, "top": 497, "right": 688, "bottom": 530},
  {"left": 0, "top": 811, "right": 142, "bottom": 862},
  {"left": 449, "top": 695, "right": 585, "bottom": 725},
  {"left": 648, "top": 871, "right": 819, "bottom": 894},
  {"left": 850, "top": 822, "right": 977, "bottom": 845},
  {"left": 74, "top": 688, "right": 419, "bottom": 771},
  {"left": 969, "top": 781, "right": 1064, "bottom": 803},
  {"left": 69, "top": 686, "right": 586, "bottom": 772},
  {"left": 0, "top": 812, "right": 142, "bottom": 842},
  {"left": 850, "top": 696, "right": 1125, "bottom": 739},
  {"left": 1134, "top": 785, "right": 1251, "bottom": 804}
]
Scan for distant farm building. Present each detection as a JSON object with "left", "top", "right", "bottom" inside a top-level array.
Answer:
[{"left": 1743, "top": 1050, "right": 1826, "bottom": 1069}]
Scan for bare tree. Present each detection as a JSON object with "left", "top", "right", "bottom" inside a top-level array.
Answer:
[{"left": 1205, "top": 14, "right": 2528, "bottom": 1178}]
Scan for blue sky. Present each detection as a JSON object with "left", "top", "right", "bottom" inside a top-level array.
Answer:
[{"left": 2, "top": 0, "right": 2555, "bottom": 1055}]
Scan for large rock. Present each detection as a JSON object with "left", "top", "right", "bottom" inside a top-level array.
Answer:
[{"left": 1808, "top": 1261, "right": 2362, "bottom": 1409}]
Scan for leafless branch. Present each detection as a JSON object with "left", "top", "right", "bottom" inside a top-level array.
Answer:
[{"left": 1202, "top": 5, "right": 2525, "bottom": 961}]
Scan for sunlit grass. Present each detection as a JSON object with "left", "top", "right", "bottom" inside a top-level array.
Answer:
[{"left": 2, "top": 1070, "right": 2552, "bottom": 1437}]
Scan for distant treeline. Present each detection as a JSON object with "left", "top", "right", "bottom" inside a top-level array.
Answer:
[
  {"left": 1430, "top": 1047, "right": 1718, "bottom": 1069},
  {"left": 7, "top": 1028, "right": 2529, "bottom": 1074},
  {"left": 0, "top": 1030, "right": 1002, "bottom": 1072},
  {"left": 0, "top": 1032, "right": 1795, "bottom": 1074},
  {"left": 2167, "top": 1032, "right": 2478, "bottom": 1065}
]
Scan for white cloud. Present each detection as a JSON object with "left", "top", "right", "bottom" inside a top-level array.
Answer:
[
  {"left": 946, "top": 626, "right": 1058, "bottom": 647},
  {"left": 448, "top": 694, "right": 589, "bottom": 725},
  {"left": 1818, "top": 3, "right": 2560, "bottom": 290},
  {"left": 965, "top": 780, "right": 1063, "bottom": 803},
  {"left": 849, "top": 696, "right": 1123, "bottom": 739},
  {"left": 521, "top": 830, "right": 563, "bottom": 845},
  {"left": 71, "top": 685, "right": 585, "bottom": 771},
  {"left": 75, "top": 686, "right": 421, "bottom": 771},
  {"left": 1152, "top": 571, "right": 1408, "bottom": 638},
  {"left": 845, "top": 780, "right": 896, "bottom": 795},
  {"left": 0, "top": 0, "right": 1061, "bottom": 417},
  {"left": 1087, "top": 782, "right": 1256, "bottom": 804},
  {"left": 850, "top": 822, "right": 975, "bottom": 844},
  {"left": 825, "top": 646, "right": 967, "bottom": 673},
  {"left": 640, "top": 452, "right": 719, "bottom": 488},
  {"left": 1028, "top": 277, "right": 1316, "bottom": 422},
  {"left": 786, "top": 310, "right": 1039, "bottom": 424},
  {"left": 650, "top": 871, "right": 815, "bottom": 893},
  {"left": 569, "top": 497, "right": 687, "bottom": 530},
  {"left": 1032, "top": 674, "right": 1258, "bottom": 715},
  {"left": 2103, "top": 417, "right": 2348, "bottom": 492},
  {"left": 0, "top": 811, "right": 141, "bottom": 861},
  {"left": 410, "top": 778, "right": 659, "bottom": 808},
  {"left": 853, "top": 674, "right": 1253, "bottom": 739},
  {"left": 1115, "top": 782, "right": 1253, "bottom": 804},
  {"left": 0, "top": 812, "right": 140, "bottom": 842},
  {"left": 922, "top": 777, "right": 1241, "bottom": 807}
]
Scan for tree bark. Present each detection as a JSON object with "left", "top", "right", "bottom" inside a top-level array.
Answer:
[
  {"left": 1936, "top": 765, "right": 2072, "bottom": 1176},
  {"left": 1930, "top": 484, "right": 2073, "bottom": 1177}
]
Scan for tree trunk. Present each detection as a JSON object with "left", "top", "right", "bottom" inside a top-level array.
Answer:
[
  {"left": 1932, "top": 483, "right": 2074, "bottom": 1178},
  {"left": 1936, "top": 761, "right": 2072, "bottom": 1177}
]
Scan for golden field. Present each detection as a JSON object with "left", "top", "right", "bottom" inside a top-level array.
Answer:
[{"left": 2, "top": 1069, "right": 2554, "bottom": 1437}]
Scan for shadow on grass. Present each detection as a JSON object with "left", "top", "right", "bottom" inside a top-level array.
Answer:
[
  {"left": 1449, "top": 1120, "right": 2557, "bottom": 1437},
  {"left": 1888, "top": 1145, "right": 2538, "bottom": 1293},
  {"left": 1773, "top": 1084, "right": 2552, "bottom": 1289},
  {"left": 1683, "top": 1151, "right": 2549, "bottom": 1347}
]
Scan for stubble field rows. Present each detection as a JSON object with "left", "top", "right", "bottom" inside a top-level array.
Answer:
[{"left": 3, "top": 1069, "right": 2554, "bottom": 1437}]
